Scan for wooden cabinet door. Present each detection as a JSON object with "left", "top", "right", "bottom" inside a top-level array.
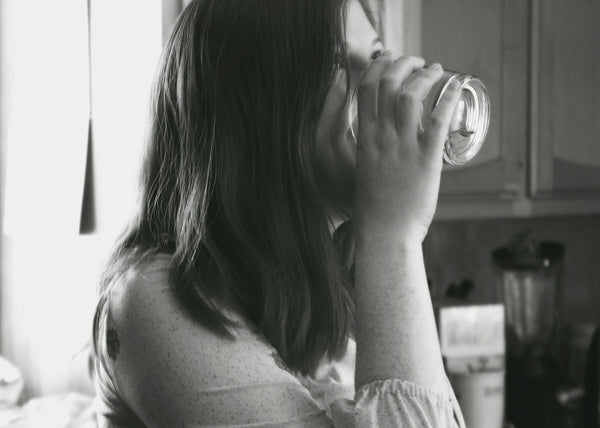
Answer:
[
  {"left": 420, "top": 0, "right": 528, "bottom": 204},
  {"left": 530, "top": 0, "right": 600, "bottom": 199}
]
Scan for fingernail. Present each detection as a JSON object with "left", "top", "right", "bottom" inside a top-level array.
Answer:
[
  {"left": 430, "top": 63, "right": 442, "bottom": 70},
  {"left": 449, "top": 79, "right": 461, "bottom": 90}
]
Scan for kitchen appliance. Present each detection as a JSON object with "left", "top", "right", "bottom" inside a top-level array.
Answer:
[
  {"left": 492, "top": 237, "right": 564, "bottom": 357},
  {"left": 492, "top": 235, "right": 565, "bottom": 427},
  {"left": 584, "top": 326, "right": 599, "bottom": 427},
  {"left": 434, "top": 300, "right": 506, "bottom": 428}
]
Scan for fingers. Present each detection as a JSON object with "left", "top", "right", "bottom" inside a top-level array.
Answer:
[
  {"left": 393, "top": 64, "right": 443, "bottom": 139},
  {"left": 377, "top": 57, "right": 427, "bottom": 125},
  {"left": 422, "top": 79, "right": 462, "bottom": 158},
  {"left": 394, "top": 92, "right": 423, "bottom": 141},
  {"left": 402, "top": 63, "right": 443, "bottom": 102},
  {"left": 356, "top": 51, "right": 394, "bottom": 129},
  {"left": 356, "top": 53, "right": 455, "bottom": 159},
  {"left": 357, "top": 54, "right": 443, "bottom": 137}
]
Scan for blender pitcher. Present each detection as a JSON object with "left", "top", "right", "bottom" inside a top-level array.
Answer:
[{"left": 492, "top": 236, "right": 565, "bottom": 357}]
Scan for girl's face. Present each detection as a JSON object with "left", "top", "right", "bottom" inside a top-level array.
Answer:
[
  {"left": 315, "top": 0, "right": 383, "bottom": 227},
  {"left": 344, "top": 0, "right": 384, "bottom": 105}
]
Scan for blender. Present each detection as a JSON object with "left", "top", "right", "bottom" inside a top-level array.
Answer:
[{"left": 492, "top": 233, "right": 565, "bottom": 427}]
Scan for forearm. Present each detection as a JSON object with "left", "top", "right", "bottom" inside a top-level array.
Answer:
[{"left": 353, "top": 228, "right": 446, "bottom": 393}]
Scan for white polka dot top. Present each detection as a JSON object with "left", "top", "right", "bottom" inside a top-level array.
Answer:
[{"left": 93, "top": 253, "right": 465, "bottom": 427}]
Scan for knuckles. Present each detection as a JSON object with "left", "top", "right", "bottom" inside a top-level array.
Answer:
[
  {"left": 428, "top": 113, "right": 444, "bottom": 129},
  {"left": 396, "top": 92, "right": 419, "bottom": 109},
  {"left": 358, "top": 79, "right": 377, "bottom": 95},
  {"left": 379, "top": 75, "right": 398, "bottom": 90},
  {"left": 393, "top": 55, "right": 425, "bottom": 68}
]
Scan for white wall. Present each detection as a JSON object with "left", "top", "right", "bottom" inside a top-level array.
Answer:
[{"left": 1, "top": 0, "right": 164, "bottom": 399}]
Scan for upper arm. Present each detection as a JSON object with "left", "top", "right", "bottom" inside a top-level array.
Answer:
[{"left": 105, "top": 258, "right": 330, "bottom": 427}]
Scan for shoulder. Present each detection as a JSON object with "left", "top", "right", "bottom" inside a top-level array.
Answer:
[
  {"left": 108, "top": 251, "right": 173, "bottom": 316},
  {"left": 103, "top": 252, "right": 324, "bottom": 426},
  {"left": 106, "top": 252, "right": 174, "bottom": 339},
  {"left": 106, "top": 251, "right": 289, "bottom": 386}
]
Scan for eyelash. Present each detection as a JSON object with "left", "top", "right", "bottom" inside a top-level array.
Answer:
[{"left": 369, "top": 49, "right": 384, "bottom": 61}]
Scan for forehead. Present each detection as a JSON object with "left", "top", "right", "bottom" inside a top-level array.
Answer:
[{"left": 345, "top": 0, "right": 381, "bottom": 61}]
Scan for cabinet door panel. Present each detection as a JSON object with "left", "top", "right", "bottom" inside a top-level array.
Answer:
[
  {"left": 532, "top": 0, "right": 600, "bottom": 197},
  {"left": 422, "top": 0, "right": 527, "bottom": 200}
]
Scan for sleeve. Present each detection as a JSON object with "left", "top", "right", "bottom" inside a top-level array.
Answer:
[
  {"left": 329, "top": 379, "right": 466, "bottom": 428},
  {"left": 299, "top": 338, "right": 466, "bottom": 428}
]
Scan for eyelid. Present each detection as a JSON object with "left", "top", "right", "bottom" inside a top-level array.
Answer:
[
  {"left": 368, "top": 41, "right": 386, "bottom": 60},
  {"left": 370, "top": 41, "right": 385, "bottom": 56},
  {"left": 369, "top": 49, "right": 383, "bottom": 61}
]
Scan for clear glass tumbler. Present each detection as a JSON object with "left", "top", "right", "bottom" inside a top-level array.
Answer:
[{"left": 349, "top": 69, "right": 490, "bottom": 166}]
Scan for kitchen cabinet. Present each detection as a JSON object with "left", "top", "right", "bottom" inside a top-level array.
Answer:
[
  {"left": 530, "top": 0, "right": 600, "bottom": 199},
  {"left": 163, "top": 0, "right": 600, "bottom": 219},
  {"left": 422, "top": 0, "right": 528, "bottom": 214},
  {"left": 382, "top": 0, "right": 600, "bottom": 219}
]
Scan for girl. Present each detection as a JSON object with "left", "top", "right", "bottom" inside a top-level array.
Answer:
[{"left": 92, "top": 0, "right": 466, "bottom": 426}]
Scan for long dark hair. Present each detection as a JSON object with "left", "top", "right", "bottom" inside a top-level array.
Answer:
[{"left": 93, "top": 0, "right": 353, "bottom": 375}]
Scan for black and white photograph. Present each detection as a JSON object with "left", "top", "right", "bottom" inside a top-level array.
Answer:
[{"left": 0, "top": 0, "right": 599, "bottom": 426}]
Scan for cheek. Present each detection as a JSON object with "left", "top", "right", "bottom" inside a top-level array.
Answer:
[
  {"left": 325, "top": 109, "right": 358, "bottom": 214},
  {"left": 347, "top": 95, "right": 359, "bottom": 143},
  {"left": 314, "top": 77, "right": 358, "bottom": 213}
]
